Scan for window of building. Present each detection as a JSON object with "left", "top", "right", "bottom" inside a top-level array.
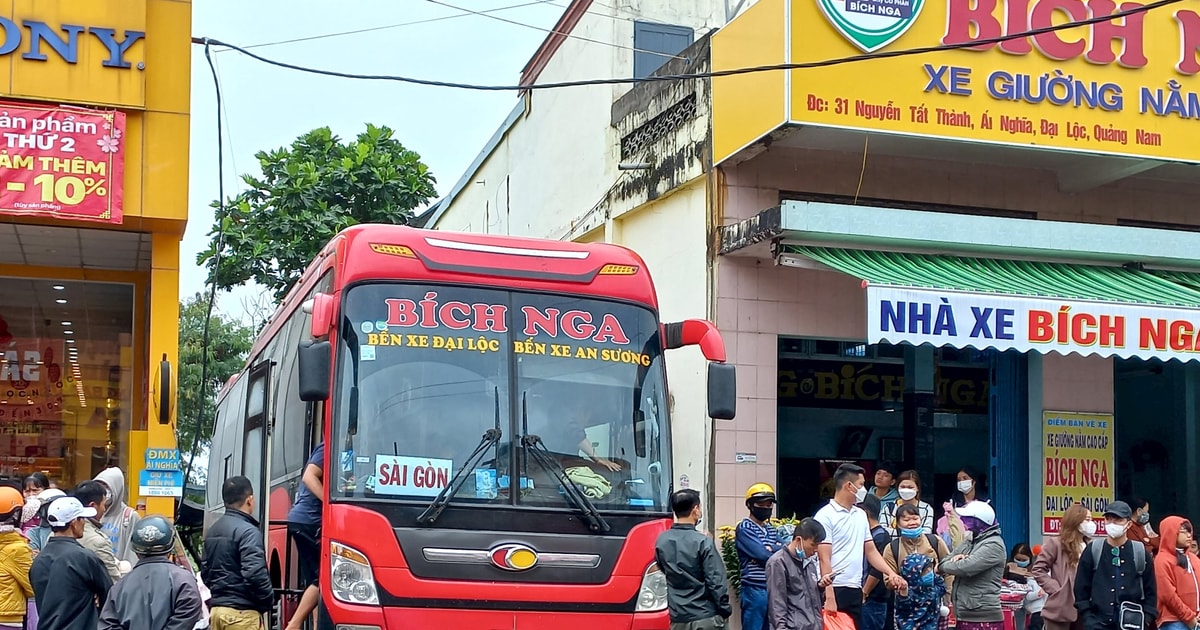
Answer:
[{"left": 633, "top": 21, "right": 693, "bottom": 79}]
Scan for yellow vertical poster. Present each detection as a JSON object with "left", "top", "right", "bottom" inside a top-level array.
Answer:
[{"left": 1042, "top": 411, "right": 1114, "bottom": 535}]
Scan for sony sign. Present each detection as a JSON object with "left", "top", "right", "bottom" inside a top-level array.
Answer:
[{"left": 0, "top": 17, "right": 143, "bottom": 69}]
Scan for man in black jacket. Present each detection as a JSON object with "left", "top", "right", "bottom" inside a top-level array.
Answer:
[
  {"left": 30, "top": 496, "right": 113, "bottom": 630},
  {"left": 99, "top": 514, "right": 203, "bottom": 630},
  {"left": 202, "top": 476, "right": 274, "bottom": 629},
  {"left": 654, "top": 489, "right": 732, "bottom": 630},
  {"left": 1074, "top": 500, "right": 1158, "bottom": 630}
]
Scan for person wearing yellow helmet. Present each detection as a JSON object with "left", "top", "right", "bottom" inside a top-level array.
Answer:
[
  {"left": 736, "top": 482, "right": 782, "bottom": 630},
  {"left": 0, "top": 486, "right": 33, "bottom": 630}
]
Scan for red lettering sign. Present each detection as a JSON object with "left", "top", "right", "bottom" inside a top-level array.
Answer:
[{"left": 942, "top": 0, "right": 1148, "bottom": 68}]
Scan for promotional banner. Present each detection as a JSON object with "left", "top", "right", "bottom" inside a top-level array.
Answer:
[
  {"left": 867, "top": 285, "right": 1200, "bottom": 362},
  {"left": 1042, "top": 411, "right": 1114, "bottom": 535},
  {"left": 0, "top": 101, "right": 125, "bottom": 224}
]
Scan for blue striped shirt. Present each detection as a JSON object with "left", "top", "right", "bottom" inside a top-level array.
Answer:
[{"left": 735, "top": 518, "right": 782, "bottom": 586}]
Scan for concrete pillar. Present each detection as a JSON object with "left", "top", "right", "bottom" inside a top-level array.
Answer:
[
  {"left": 145, "top": 233, "right": 180, "bottom": 516},
  {"left": 903, "top": 346, "right": 935, "bottom": 501}
]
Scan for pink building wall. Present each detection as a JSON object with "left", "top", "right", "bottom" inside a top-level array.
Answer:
[{"left": 711, "top": 143, "right": 1180, "bottom": 528}]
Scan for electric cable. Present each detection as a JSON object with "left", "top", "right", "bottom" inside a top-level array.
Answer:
[
  {"left": 424, "top": 0, "right": 687, "bottom": 60},
  {"left": 219, "top": 0, "right": 558, "bottom": 52},
  {"left": 194, "top": 0, "right": 1179, "bottom": 92},
  {"left": 179, "top": 41, "right": 229, "bottom": 516}
]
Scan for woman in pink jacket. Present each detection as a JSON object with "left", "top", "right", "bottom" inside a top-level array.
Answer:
[{"left": 1032, "top": 504, "right": 1092, "bottom": 630}]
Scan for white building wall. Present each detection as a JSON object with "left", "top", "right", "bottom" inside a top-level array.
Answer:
[
  {"left": 618, "top": 179, "right": 711, "bottom": 501},
  {"left": 437, "top": 1, "right": 725, "bottom": 240}
]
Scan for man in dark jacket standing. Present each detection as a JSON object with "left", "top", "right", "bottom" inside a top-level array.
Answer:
[
  {"left": 99, "top": 515, "right": 203, "bottom": 630},
  {"left": 1075, "top": 501, "right": 1158, "bottom": 630},
  {"left": 202, "top": 476, "right": 274, "bottom": 629},
  {"left": 30, "top": 496, "right": 112, "bottom": 630},
  {"left": 654, "top": 489, "right": 732, "bottom": 630}
]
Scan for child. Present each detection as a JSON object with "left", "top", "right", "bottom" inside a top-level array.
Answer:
[
  {"left": 1004, "top": 543, "right": 1046, "bottom": 630},
  {"left": 765, "top": 517, "right": 827, "bottom": 630},
  {"left": 895, "top": 553, "right": 947, "bottom": 630}
]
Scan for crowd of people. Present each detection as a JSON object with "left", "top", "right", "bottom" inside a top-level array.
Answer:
[
  {"left": 0, "top": 453, "right": 325, "bottom": 630},
  {"left": 656, "top": 462, "right": 1197, "bottom": 630}
]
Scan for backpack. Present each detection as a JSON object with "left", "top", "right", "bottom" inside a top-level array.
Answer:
[
  {"left": 890, "top": 532, "right": 946, "bottom": 569},
  {"left": 1088, "top": 539, "right": 1147, "bottom": 594}
]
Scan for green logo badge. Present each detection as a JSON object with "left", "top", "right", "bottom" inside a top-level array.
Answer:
[{"left": 816, "top": 0, "right": 925, "bottom": 53}]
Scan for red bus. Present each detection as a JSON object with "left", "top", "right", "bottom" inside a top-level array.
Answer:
[{"left": 204, "top": 224, "right": 735, "bottom": 629}]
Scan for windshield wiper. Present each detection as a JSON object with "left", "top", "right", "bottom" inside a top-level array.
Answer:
[
  {"left": 520, "top": 395, "right": 611, "bottom": 533},
  {"left": 418, "top": 388, "right": 502, "bottom": 525}
]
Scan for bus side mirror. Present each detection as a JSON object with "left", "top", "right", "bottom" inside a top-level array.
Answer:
[
  {"left": 707, "top": 362, "right": 736, "bottom": 420},
  {"left": 298, "top": 340, "right": 331, "bottom": 402}
]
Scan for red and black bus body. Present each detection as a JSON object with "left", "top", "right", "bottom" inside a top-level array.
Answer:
[{"left": 206, "top": 225, "right": 735, "bottom": 630}]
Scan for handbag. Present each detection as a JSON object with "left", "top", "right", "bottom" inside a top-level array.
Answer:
[{"left": 1118, "top": 601, "right": 1144, "bottom": 630}]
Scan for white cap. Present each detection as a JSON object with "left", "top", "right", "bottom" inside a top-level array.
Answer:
[
  {"left": 957, "top": 500, "right": 996, "bottom": 526},
  {"left": 37, "top": 488, "right": 65, "bottom": 502},
  {"left": 46, "top": 497, "right": 97, "bottom": 527}
]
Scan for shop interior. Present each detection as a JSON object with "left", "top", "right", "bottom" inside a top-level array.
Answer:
[
  {"left": 0, "top": 277, "right": 134, "bottom": 486},
  {"left": 1114, "top": 358, "right": 1200, "bottom": 519},
  {"left": 776, "top": 337, "right": 991, "bottom": 519}
]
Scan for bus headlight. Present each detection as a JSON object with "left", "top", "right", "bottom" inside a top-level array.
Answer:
[
  {"left": 635, "top": 562, "right": 668, "bottom": 612},
  {"left": 330, "top": 542, "right": 379, "bottom": 605}
]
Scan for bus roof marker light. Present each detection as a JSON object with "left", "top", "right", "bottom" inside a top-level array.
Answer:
[
  {"left": 424, "top": 237, "right": 589, "bottom": 260},
  {"left": 369, "top": 243, "right": 416, "bottom": 258},
  {"left": 598, "top": 264, "right": 638, "bottom": 276}
]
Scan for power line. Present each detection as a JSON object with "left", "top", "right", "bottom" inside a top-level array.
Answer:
[
  {"left": 217, "top": 0, "right": 559, "bottom": 53},
  {"left": 424, "top": 0, "right": 687, "bottom": 61},
  {"left": 180, "top": 41, "right": 230, "bottom": 515},
  {"left": 195, "top": 0, "right": 1181, "bottom": 93}
]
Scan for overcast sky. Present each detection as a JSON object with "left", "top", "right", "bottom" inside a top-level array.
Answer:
[{"left": 186, "top": 1, "right": 563, "bottom": 320}]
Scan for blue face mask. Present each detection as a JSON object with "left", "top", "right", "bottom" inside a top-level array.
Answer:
[
  {"left": 919, "top": 572, "right": 935, "bottom": 587},
  {"left": 1015, "top": 559, "right": 1031, "bottom": 568},
  {"left": 795, "top": 546, "right": 807, "bottom": 560},
  {"left": 900, "top": 527, "right": 923, "bottom": 539}
]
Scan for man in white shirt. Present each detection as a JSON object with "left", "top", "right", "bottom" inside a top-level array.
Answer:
[{"left": 815, "top": 463, "right": 905, "bottom": 629}]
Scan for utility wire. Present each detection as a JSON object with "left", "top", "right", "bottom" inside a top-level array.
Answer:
[
  {"left": 196, "top": 0, "right": 1180, "bottom": 92},
  {"left": 425, "top": 0, "right": 686, "bottom": 61},
  {"left": 218, "top": 0, "right": 558, "bottom": 52},
  {"left": 179, "top": 41, "right": 230, "bottom": 513}
]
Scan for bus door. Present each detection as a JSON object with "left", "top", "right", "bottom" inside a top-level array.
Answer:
[{"left": 243, "top": 360, "right": 273, "bottom": 531}]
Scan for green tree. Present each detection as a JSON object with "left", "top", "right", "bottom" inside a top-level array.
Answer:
[
  {"left": 177, "top": 293, "right": 255, "bottom": 468},
  {"left": 198, "top": 124, "right": 437, "bottom": 300}
]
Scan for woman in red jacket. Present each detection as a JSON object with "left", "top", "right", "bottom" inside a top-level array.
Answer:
[{"left": 1154, "top": 516, "right": 1200, "bottom": 630}]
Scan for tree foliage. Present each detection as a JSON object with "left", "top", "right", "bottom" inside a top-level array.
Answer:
[
  {"left": 198, "top": 124, "right": 437, "bottom": 300},
  {"left": 177, "top": 293, "right": 255, "bottom": 468}
]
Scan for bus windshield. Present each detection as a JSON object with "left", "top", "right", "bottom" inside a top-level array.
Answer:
[{"left": 332, "top": 283, "right": 672, "bottom": 514}]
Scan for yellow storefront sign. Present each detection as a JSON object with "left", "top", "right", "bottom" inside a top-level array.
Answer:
[
  {"left": 1041, "top": 411, "right": 1114, "bottom": 536},
  {"left": 712, "top": 0, "right": 1200, "bottom": 163},
  {"left": 0, "top": 0, "right": 148, "bottom": 109}
]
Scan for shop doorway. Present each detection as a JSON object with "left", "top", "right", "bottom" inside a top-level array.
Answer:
[
  {"left": 776, "top": 338, "right": 992, "bottom": 520},
  {"left": 1114, "top": 358, "right": 1191, "bottom": 517},
  {"left": 0, "top": 278, "right": 135, "bottom": 488}
]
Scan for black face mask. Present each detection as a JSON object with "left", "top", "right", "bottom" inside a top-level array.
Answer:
[{"left": 750, "top": 506, "right": 773, "bottom": 521}]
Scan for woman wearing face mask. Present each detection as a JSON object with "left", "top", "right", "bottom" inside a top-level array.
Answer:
[
  {"left": 1031, "top": 503, "right": 1091, "bottom": 630},
  {"left": 1153, "top": 516, "right": 1200, "bottom": 630},
  {"left": 952, "top": 467, "right": 991, "bottom": 509},
  {"left": 1127, "top": 497, "right": 1161, "bottom": 556},
  {"left": 882, "top": 470, "right": 935, "bottom": 536},
  {"left": 939, "top": 501, "right": 1006, "bottom": 630}
]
